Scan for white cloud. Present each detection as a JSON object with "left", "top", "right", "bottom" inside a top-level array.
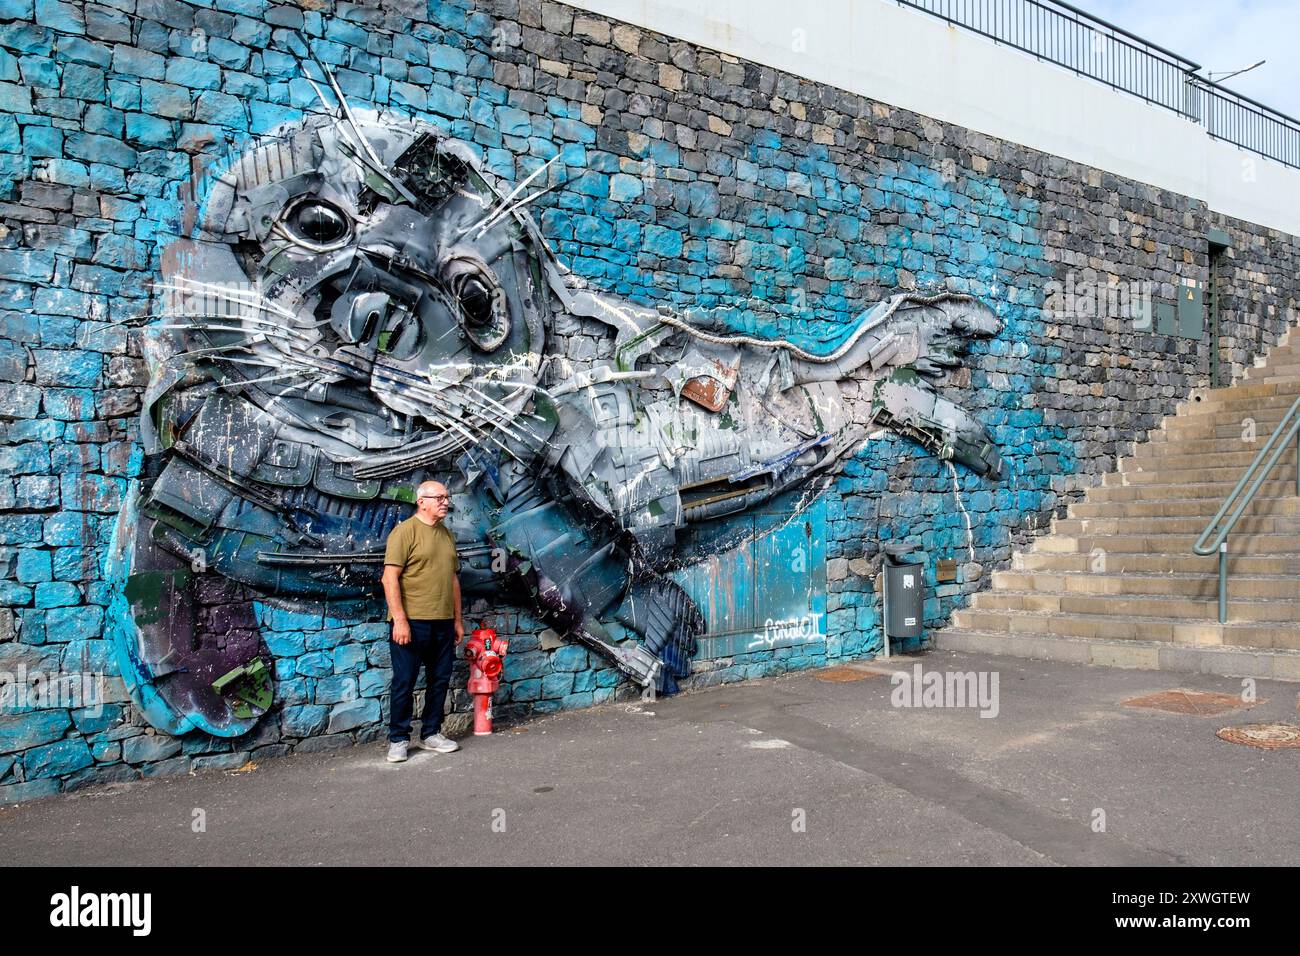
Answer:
[{"left": 1082, "top": 0, "right": 1300, "bottom": 118}]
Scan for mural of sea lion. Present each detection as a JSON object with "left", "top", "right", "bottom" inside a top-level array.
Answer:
[{"left": 108, "top": 102, "right": 1002, "bottom": 737}]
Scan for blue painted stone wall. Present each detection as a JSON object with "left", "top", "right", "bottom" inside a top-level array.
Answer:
[{"left": 1, "top": 0, "right": 1298, "bottom": 801}]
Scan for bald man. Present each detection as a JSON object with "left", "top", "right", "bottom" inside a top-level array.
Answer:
[{"left": 381, "top": 480, "right": 464, "bottom": 762}]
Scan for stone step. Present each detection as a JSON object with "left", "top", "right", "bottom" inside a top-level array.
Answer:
[
  {"left": 1245, "top": 350, "right": 1300, "bottom": 373},
  {"left": 1085, "top": 479, "right": 1296, "bottom": 502},
  {"left": 1164, "top": 405, "right": 1300, "bottom": 431},
  {"left": 969, "top": 589, "right": 1300, "bottom": 623},
  {"left": 1068, "top": 496, "right": 1300, "bottom": 518},
  {"left": 1120, "top": 447, "right": 1298, "bottom": 473},
  {"left": 1245, "top": 349, "right": 1300, "bottom": 365},
  {"left": 1136, "top": 434, "right": 1297, "bottom": 456},
  {"left": 990, "top": 570, "right": 1300, "bottom": 600},
  {"left": 1248, "top": 344, "right": 1300, "bottom": 363},
  {"left": 1013, "top": 550, "right": 1300, "bottom": 575},
  {"left": 1174, "top": 386, "right": 1299, "bottom": 407},
  {"left": 1159, "top": 423, "right": 1296, "bottom": 448},
  {"left": 1031, "top": 531, "right": 1300, "bottom": 554},
  {"left": 1246, "top": 363, "right": 1300, "bottom": 381},
  {"left": 1169, "top": 412, "right": 1299, "bottom": 435},
  {"left": 1180, "top": 382, "right": 1300, "bottom": 407},
  {"left": 1175, "top": 398, "right": 1297, "bottom": 421},
  {"left": 1051, "top": 514, "right": 1300, "bottom": 536},
  {"left": 1101, "top": 463, "right": 1296, "bottom": 485},
  {"left": 933, "top": 629, "right": 1300, "bottom": 681},
  {"left": 948, "top": 607, "right": 1300, "bottom": 650}
]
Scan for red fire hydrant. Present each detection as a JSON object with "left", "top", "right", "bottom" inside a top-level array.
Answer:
[{"left": 464, "top": 626, "right": 508, "bottom": 736}]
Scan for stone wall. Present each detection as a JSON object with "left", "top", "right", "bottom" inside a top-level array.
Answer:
[{"left": 1, "top": 0, "right": 1297, "bottom": 801}]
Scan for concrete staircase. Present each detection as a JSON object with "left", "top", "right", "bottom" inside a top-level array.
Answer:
[{"left": 936, "top": 336, "right": 1300, "bottom": 681}]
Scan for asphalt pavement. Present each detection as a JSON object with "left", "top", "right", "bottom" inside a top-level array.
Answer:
[{"left": 3, "top": 650, "right": 1298, "bottom": 866}]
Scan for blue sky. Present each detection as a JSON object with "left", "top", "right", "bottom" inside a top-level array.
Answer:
[{"left": 1083, "top": 0, "right": 1300, "bottom": 118}]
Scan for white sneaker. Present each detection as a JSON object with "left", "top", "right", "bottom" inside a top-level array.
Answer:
[
  {"left": 418, "top": 733, "right": 460, "bottom": 753},
  {"left": 386, "top": 741, "right": 409, "bottom": 762}
]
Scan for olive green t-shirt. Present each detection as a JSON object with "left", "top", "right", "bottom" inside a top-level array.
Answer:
[{"left": 383, "top": 516, "right": 460, "bottom": 620}]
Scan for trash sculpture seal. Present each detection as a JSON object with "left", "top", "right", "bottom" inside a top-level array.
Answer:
[{"left": 109, "top": 103, "right": 1003, "bottom": 737}]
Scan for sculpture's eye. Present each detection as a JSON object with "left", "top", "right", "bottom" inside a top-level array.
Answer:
[
  {"left": 279, "top": 199, "right": 351, "bottom": 250},
  {"left": 457, "top": 275, "right": 495, "bottom": 326},
  {"left": 442, "top": 256, "right": 510, "bottom": 351}
]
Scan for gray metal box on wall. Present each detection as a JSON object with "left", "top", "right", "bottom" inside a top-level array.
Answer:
[
  {"left": 1177, "top": 278, "right": 1204, "bottom": 339},
  {"left": 1153, "top": 280, "right": 1204, "bottom": 340},
  {"left": 1155, "top": 301, "right": 1177, "bottom": 336},
  {"left": 883, "top": 548, "right": 924, "bottom": 639}
]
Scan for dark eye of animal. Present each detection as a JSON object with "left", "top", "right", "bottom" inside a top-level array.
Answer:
[
  {"left": 458, "top": 275, "right": 494, "bottom": 326},
  {"left": 285, "top": 199, "right": 349, "bottom": 245}
]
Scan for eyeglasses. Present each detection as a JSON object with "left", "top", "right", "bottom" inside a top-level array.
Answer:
[{"left": 418, "top": 494, "right": 451, "bottom": 502}]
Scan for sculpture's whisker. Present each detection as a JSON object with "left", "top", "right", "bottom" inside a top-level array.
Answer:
[
  {"left": 460, "top": 155, "right": 557, "bottom": 237},
  {"left": 200, "top": 355, "right": 291, "bottom": 368},
  {"left": 162, "top": 343, "right": 257, "bottom": 362},
  {"left": 473, "top": 181, "right": 560, "bottom": 239},
  {"left": 147, "top": 320, "right": 304, "bottom": 344},
  {"left": 369, "top": 370, "right": 529, "bottom": 447},
  {"left": 221, "top": 369, "right": 312, "bottom": 388},
  {"left": 146, "top": 299, "right": 314, "bottom": 338},
  {"left": 154, "top": 277, "right": 301, "bottom": 322},
  {"left": 415, "top": 402, "right": 523, "bottom": 464},
  {"left": 447, "top": 380, "right": 549, "bottom": 447}
]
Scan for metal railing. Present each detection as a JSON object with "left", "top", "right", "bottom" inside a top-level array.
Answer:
[
  {"left": 1193, "top": 82, "right": 1300, "bottom": 170},
  {"left": 894, "top": 0, "right": 1300, "bottom": 170},
  {"left": 1193, "top": 396, "right": 1300, "bottom": 624}
]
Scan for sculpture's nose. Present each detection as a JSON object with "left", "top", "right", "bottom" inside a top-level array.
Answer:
[{"left": 328, "top": 290, "right": 389, "bottom": 347}]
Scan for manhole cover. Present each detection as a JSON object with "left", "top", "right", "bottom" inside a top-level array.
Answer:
[
  {"left": 814, "top": 666, "right": 877, "bottom": 683},
  {"left": 1216, "top": 723, "right": 1300, "bottom": 750},
  {"left": 1122, "top": 689, "right": 1255, "bottom": 716}
]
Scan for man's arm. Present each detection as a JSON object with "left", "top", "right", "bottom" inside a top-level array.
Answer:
[
  {"left": 452, "top": 573, "right": 464, "bottom": 644},
  {"left": 382, "top": 564, "right": 411, "bottom": 645}
]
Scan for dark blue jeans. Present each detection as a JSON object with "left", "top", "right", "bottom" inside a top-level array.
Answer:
[{"left": 388, "top": 619, "right": 457, "bottom": 743}]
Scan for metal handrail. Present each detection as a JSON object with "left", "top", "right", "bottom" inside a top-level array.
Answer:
[
  {"left": 895, "top": 0, "right": 1198, "bottom": 117},
  {"left": 1191, "top": 79, "right": 1300, "bottom": 170},
  {"left": 1193, "top": 395, "right": 1300, "bottom": 623},
  {"left": 893, "top": 0, "right": 1300, "bottom": 171}
]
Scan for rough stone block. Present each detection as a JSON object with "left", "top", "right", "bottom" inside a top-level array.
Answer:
[{"left": 326, "top": 698, "right": 380, "bottom": 734}]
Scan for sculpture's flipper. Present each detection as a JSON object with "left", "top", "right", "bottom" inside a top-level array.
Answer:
[
  {"left": 107, "top": 488, "right": 270, "bottom": 737},
  {"left": 870, "top": 368, "right": 1003, "bottom": 477},
  {"left": 482, "top": 472, "right": 679, "bottom": 688},
  {"left": 557, "top": 290, "right": 1003, "bottom": 482},
  {"left": 611, "top": 576, "right": 703, "bottom": 694},
  {"left": 782, "top": 292, "right": 1000, "bottom": 384},
  {"left": 114, "top": 377, "right": 424, "bottom": 735}
]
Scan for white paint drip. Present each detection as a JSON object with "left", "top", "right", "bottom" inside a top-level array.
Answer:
[{"left": 947, "top": 461, "right": 976, "bottom": 563}]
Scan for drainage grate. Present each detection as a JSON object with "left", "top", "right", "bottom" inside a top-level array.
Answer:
[
  {"left": 1216, "top": 724, "right": 1300, "bottom": 750},
  {"left": 813, "top": 666, "right": 878, "bottom": 683},
  {"left": 1122, "top": 689, "right": 1255, "bottom": 716}
]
